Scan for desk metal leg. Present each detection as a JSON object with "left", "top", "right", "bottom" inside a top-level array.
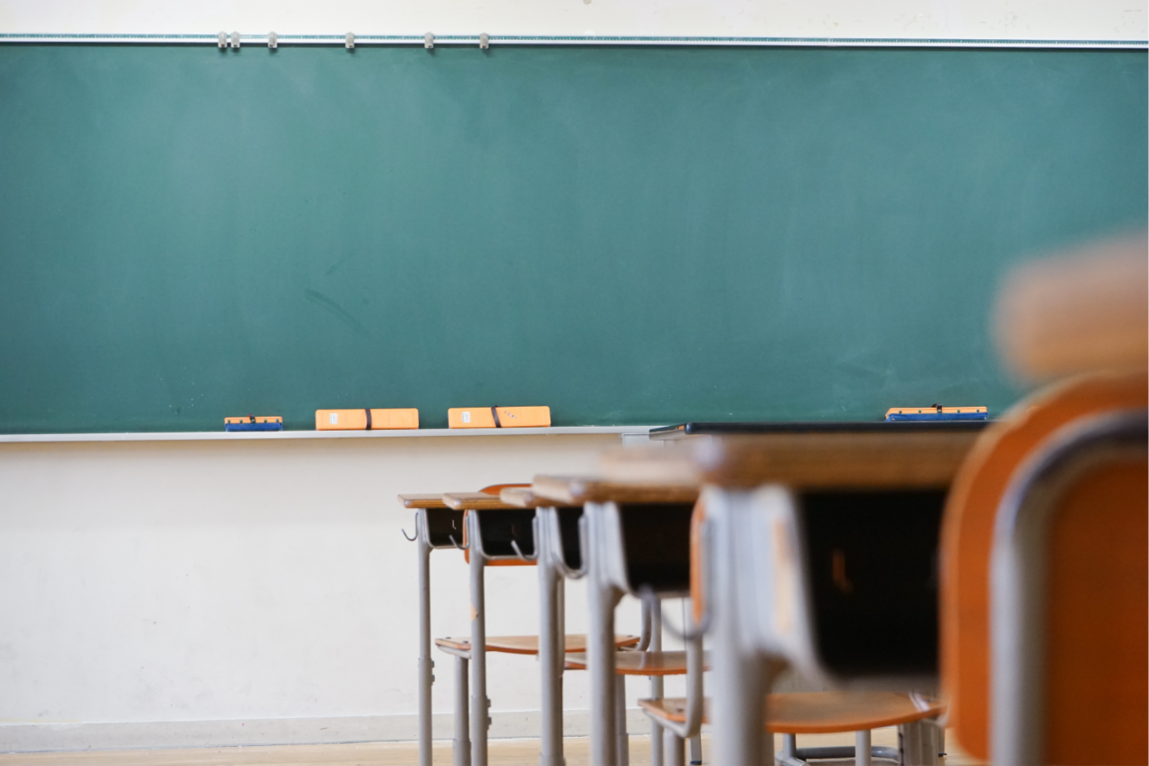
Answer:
[
  {"left": 417, "top": 512, "right": 434, "bottom": 766},
  {"left": 588, "top": 503, "right": 623, "bottom": 766},
  {"left": 455, "top": 655, "right": 471, "bottom": 766},
  {"left": 469, "top": 513, "right": 489, "bottom": 766},
  {"left": 539, "top": 520, "right": 565, "bottom": 766},
  {"left": 710, "top": 490, "right": 779, "bottom": 766}
]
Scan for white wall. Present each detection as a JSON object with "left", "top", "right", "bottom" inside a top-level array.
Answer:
[
  {"left": 0, "top": 434, "right": 675, "bottom": 751},
  {"left": 0, "top": 0, "right": 1143, "bottom": 41}
]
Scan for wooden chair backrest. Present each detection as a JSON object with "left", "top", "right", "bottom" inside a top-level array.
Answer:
[
  {"left": 937, "top": 372, "right": 1149, "bottom": 762},
  {"left": 1041, "top": 444, "right": 1146, "bottom": 764}
]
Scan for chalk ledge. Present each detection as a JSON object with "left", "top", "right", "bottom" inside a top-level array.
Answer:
[{"left": 0, "top": 426, "right": 658, "bottom": 444}]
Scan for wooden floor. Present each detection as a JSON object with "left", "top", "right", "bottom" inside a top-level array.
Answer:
[{"left": 0, "top": 731, "right": 983, "bottom": 765}]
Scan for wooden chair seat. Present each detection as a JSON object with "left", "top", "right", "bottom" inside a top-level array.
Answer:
[
  {"left": 638, "top": 691, "right": 944, "bottom": 733},
  {"left": 435, "top": 634, "right": 639, "bottom": 656},
  {"left": 563, "top": 650, "right": 705, "bottom": 676}
]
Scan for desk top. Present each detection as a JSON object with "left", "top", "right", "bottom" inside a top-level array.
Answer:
[
  {"left": 605, "top": 431, "right": 981, "bottom": 489},
  {"left": 649, "top": 420, "right": 991, "bottom": 440},
  {"left": 443, "top": 492, "right": 523, "bottom": 511},
  {"left": 499, "top": 486, "right": 582, "bottom": 508},
  {"left": 398, "top": 493, "right": 450, "bottom": 509},
  {"left": 532, "top": 475, "right": 699, "bottom": 505}
]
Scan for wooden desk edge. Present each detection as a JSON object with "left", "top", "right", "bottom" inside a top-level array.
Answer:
[
  {"left": 533, "top": 475, "right": 699, "bottom": 504},
  {"left": 443, "top": 492, "right": 523, "bottom": 511},
  {"left": 399, "top": 493, "right": 449, "bottom": 509}
]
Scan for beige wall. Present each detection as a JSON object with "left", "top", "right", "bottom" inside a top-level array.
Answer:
[
  {"left": 0, "top": 0, "right": 1142, "bottom": 40},
  {"left": 0, "top": 434, "right": 681, "bottom": 750}
]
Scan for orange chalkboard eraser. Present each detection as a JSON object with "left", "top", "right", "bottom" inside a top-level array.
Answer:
[
  {"left": 316, "top": 408, "right": 419, "bottom": 430},
  {"left": 448, "top": 406, "right": 550, "bottom": 429}
]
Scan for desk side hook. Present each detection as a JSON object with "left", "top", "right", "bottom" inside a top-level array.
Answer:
[
  {"left": 401, "top": 512, "right": 418, "bottom": 542},
  {"left": 555, "top": 513, "right": 590, "bottom": 579}
]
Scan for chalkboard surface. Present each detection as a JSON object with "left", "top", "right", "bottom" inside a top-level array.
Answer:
[{"left": 0, "top": 45, "right": 1144, "bottom": 433}]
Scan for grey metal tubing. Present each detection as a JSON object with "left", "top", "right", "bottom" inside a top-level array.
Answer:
[
  {"left": 416, "top": 509, "right": 434, "bottom": 766},
  {"left": 900, "top": 719, "right": 942, "bottom": 766},
  {"left": 855, "top": 729, "right": 872, "bottom": 766},
  {"left": 787, "top": 745, "right": 901, "bottom": 763},
  {"left": 780, "top": 733, "right": 797, "bottom": 759},
  {"left": 587, "top": 502, "right": 623, "bottom": 766},
  {"left": 454, "top": 655, "right": 471, "bottom": 766},
  {"left": 648, "top": 598, "right": 663, "bottom": 766},
  {"left": 663, "top": 727, "right": 685, "bottom": 766},
  {"left": 709, "top": 489, "right": 779, "bottom": 765},
  {"left": 468, "top": 512, "right": 489, "bottom": 766},
  {"left": 688, "top": 735, "right": 701, "bottom": 766},
  {"left": 537, "top": 509, "right": 566, "bottom": 766},
  {"left": 615, "top": 674, "right": 630, "bottom": 766}
]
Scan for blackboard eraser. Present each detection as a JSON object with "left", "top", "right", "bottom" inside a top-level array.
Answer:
[
  {"left": 448, "top": 406, "right": 551, "bottom": 428},
  {"left": 225, "top": 416, "right": 284, "bottom": 432},
  {"left": 316, "top": 408, "right": 420, "bottom": 430},
  {"left": 885, "top": 406, "right": 987, "bottom": 421}
]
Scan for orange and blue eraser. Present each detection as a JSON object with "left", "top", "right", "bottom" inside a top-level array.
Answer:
[
  {"left": 225, "top": 415, "right": 284, "bottom": 432},
  {"left": 885, "top": 405, "right": 987, "bottom": 422}
]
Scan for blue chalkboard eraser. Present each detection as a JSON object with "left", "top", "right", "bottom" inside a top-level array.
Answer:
[
  {"left": 885, "top": 406, "right": 987, "bottom": 422},
  {"left": 225, "top": 415, "right": 284, "bottom": 432}
]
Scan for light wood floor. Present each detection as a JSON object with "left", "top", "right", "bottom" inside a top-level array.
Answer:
[{"left": 0, "top": 731, "right": 983, "bottom": 765}]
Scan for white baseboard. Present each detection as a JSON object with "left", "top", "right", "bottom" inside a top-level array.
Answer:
[{"left": 0, "top": 709, "right": 655, "bottom": 753}]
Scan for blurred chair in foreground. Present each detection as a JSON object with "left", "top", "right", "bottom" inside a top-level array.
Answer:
[{"left": 942, "top": 233, "right": 1148, "bottom": 765}]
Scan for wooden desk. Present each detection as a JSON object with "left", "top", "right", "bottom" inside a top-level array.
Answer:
[
  {"left": 532, "top": 476, "right": 700, "bottom": 766},
  {"left": 602, "top": 429, "right": 978, "bottom": 766},
  {"left": 398, "top": 493, "right": 467, "bottom": 766},
  {"left": 438, "top": 491, "right": 534, "bottom": 766},
  {"left": 498, "top": 486, "right": 580, "bottom": 766}
]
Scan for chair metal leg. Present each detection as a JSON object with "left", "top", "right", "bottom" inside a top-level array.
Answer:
[
  {"left": 615, "top": 673, "right": 630, "bottom": 766},
  {"left": 454, "top": 655, "right": 471, "bottom": 766},
  {"left": 664, "top": 727, "right": 685, "bottom": 766},
  {"left": 900, "top": 720, "right": 940, "bottom": 766},
  {"left": 688, "top": 735, "right": 701, "bottom": 765},
  {"left": 855, "top": 729, "right": 871, "bottom": 766}
]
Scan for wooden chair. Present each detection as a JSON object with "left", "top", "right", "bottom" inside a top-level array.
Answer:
[
  {"left": 564, "top": 649, "right": 702, "bottom": 766},
  {"left": 639, "top": 691, "right": 944, "bottom": 766},
  {"left": 941, "top": 236, "right": 1148, "bottom": 765}
]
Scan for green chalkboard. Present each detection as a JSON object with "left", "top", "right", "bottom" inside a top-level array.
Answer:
[{"left": 0, "top": 45, "right": 1144, "bottom": 432}]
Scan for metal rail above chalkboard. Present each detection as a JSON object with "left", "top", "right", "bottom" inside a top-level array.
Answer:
[{"left": 0, "top": 33, "right": 1144, "bottom": 48}]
